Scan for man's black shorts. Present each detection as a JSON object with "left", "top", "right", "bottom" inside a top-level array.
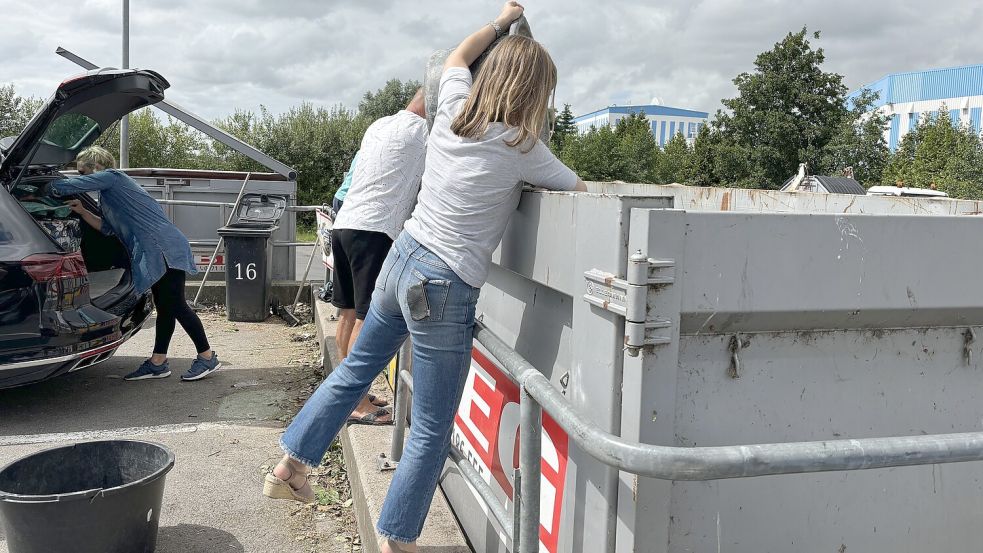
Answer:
[{"left": 330, "top": 229, "right": 393, "bottom": 319}]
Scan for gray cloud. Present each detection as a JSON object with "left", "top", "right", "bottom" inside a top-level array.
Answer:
[{"left": 2, "top": 0, "right": 982, "bottom": 122}]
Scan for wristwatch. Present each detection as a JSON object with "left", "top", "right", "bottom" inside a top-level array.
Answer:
[{"left": 489, "top": 20, "right": 504, "bottom": 38}]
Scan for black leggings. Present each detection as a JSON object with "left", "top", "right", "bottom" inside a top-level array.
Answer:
[{"left": 151, "top": 269, "right": 210, "bottom": 355}]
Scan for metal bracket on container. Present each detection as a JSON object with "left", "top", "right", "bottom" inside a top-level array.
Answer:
[
  {"left": 584, "top": 250, "right": 675, "bottom": 357},
  {"left": 727, "top": 335, "right": 743, "bottom": 378},
  {"left": 965, "top": 328, "right": 976, "bottom": 366}
]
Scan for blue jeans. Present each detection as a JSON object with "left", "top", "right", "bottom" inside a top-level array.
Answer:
[{"left": 280, "top": 231, "right": 480, "bottom": 543}]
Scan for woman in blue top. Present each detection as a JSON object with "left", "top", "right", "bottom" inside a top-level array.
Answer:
[{"left": 51, "top": 146, "right": 220, "bottom": 382}]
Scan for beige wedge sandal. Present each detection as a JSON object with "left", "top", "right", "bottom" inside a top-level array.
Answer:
[
  {"left": 263, "top": 462, "right": 315, "bottom": 504},
  {"left": 379, "top": 537, "right": 419, "bottom": 553}
]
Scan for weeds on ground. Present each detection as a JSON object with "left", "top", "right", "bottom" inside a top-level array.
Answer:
[{"left": 280, "top": 329, "right": 361, "bottom": 552}]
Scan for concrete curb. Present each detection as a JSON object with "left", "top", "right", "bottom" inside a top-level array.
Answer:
[
  {"left": 313, "top": 298, "right": 337, "bottom": 374},
  {"left": 313, "top": 299, "right": 471, "bottom": 553}
]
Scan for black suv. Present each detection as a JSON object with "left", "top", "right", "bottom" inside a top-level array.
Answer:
[{"left": 0, "top": 68, "right": 169, "bottom": 388}]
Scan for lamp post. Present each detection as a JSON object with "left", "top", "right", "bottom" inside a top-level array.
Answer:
[{"left": 120, "top": 0, "right": 130, "bottom": 168}]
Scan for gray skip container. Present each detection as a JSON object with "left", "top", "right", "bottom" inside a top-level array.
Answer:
[
  {"left": 123, "top": 168, "right": 298, "bottom": 281},
  {"left": 440, "top": 182, "right": 983, "bottom": 553}
]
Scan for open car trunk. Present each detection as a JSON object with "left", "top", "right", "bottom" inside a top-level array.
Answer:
[
  {"left": 0, "top": 68, "right": 168, "bottom": 311},
  {"left": 11, "top": 174, "right": 134, "bottom": 309}
]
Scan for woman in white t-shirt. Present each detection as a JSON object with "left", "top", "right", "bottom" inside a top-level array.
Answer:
[{"left": 266, "top": 3, "right": 585, "bottom": 551}]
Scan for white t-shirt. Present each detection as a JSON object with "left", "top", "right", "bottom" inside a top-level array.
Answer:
[
  {"left": 333, "top": 110, "right": 428, "bottom": 240},
  {"left": 403, "top": 67, "right": 579, "bottom": 287}
]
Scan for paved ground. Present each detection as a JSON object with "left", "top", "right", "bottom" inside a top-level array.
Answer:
[
  {"left": 0, "top": 311, "right": 356, "bottom": 553},
  {"left": 296, "top": 244, "right": 327, "bottom": 283}
]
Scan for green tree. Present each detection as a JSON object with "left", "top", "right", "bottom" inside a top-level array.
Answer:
[
  {"left": 612, "top": 113, "right": 658, "bottom": 182},
  {"left": 715, "top": 28, "right": 848, "bottom": 188},
  {"left": 883, "top": 106, "right": 983, "bottom": 199},
  {"left": 0, "top": 84, "right": 43, "bottom": 139},
  {"left": 680, "top": 122, "right": 757, "bottom": 187},
  {"left": 819, "top": 89, "right": 890, "bottom": 185},
  {"left": 712, "top": 139, "right": 756, "bottom": 188},
  {"left": 558, "top": 114, "right": 662, "bottom": 183},
  {"left": 687, "top": 124, "right": 720, "bottom": 186},
  {"left": 213, "top": 104, "right": 368, "bottom": 208},
  {"left": 131, "top": 110, "right": 212, "bottom": 169},
  {"left": 653, "top": 132, "right": 692, "bottom": 184},
  {"left": 95, "top": 109, "right": 224, "bottom": 170},
  {"left": 550, "top": 103, "right": 577, "bottom": 152},
  {"left": 358, "top": 79, "right": 423, "bottom": 121},
  {"left": 560, "top": 124, "right": 621, "bottom": 181}
]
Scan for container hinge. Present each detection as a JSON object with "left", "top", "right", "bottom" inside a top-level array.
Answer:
[{"left": 584, "top": 251, "right": 675, "bottom": 356}]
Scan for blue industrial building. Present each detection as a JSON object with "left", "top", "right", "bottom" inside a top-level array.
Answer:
[
  {"left": 848, "top": 63, "right": 983, "bottom": 151},
  {"left": 573, "top": 105, "right": 710, "bottom": 147}
]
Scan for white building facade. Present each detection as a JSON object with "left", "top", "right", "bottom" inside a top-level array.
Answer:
[
  {"left": 573, "top": 105, "right": 710, "bottom": 147},
  {"left": 849, "top": 64, "right": 983, "bottom": 151}
]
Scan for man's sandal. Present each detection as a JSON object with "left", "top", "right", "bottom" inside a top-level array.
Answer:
[
  {"left": 263, "top": 462, "right": 315, "bottom": 503},
  {"left": 347, "top": 408, "right": 393, "bottom": 426}
]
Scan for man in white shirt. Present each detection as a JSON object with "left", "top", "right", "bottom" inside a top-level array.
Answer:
[{"left": 331, "top": 89, "right": 428, "bottom": 425}]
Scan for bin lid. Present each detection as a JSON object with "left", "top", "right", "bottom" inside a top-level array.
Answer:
[
  {"left": 234, "top": 193, "right": 287, "bottom": 224},
  {"left": 217, "top": 224, "right": 278, "bottom": 238}
]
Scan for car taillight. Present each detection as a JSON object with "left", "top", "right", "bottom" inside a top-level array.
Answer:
[
  {"left": 21, "top": 252, "right": 87, "bottom": 282},
  {"left": 59, "top": 72, "right": 90, "bottom": 87}
]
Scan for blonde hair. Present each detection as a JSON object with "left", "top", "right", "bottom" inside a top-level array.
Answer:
[
  {"left": 76, "top": 146, "right": 117, "bottom": 172},
  {"left": 450, "top": 35, "right": 557, "bottom": 151}
]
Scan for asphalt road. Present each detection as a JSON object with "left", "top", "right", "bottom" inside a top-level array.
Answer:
[
  {"left": 295, "top": 244, "right": 327, "bottom": 284},
  {"left": 0, "top": 312, "right": 347, "bottom": 553}
]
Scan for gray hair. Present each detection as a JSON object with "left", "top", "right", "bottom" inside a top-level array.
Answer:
[{"left": 76, "top": 145, "right": 117, "bottom": 172}]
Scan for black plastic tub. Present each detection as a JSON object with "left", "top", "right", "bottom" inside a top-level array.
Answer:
[{"left": 0, "top": 440, "right": 175, "bottom": 553}]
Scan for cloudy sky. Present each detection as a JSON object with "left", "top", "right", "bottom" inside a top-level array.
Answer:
[{"left": 2, "top": 0, "right": 982, "bottom": 121}]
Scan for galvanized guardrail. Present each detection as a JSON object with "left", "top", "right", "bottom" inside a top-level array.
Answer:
[{"left": 390, "top": 320, "right": 983, "bottom": 553}]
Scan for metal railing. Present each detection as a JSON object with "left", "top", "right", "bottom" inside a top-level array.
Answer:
[
  {"left": 156, "top": 199, "right": 322, "bottom": 213},
  {"left": 391, "top": 320, "right": 983, "bottom": 553}
]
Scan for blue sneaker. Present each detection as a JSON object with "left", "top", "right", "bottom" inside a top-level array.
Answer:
[
  {"left": 181, "top": 352, "right": 221, "bottom": 381},
  {"left": 124, "top": 359, "right": 171, "bottom": 381}
]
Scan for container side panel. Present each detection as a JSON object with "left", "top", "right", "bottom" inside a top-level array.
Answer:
[
  {"left": 665, "top": 212, "right": 983, "bottom": 333},
  {"left": 586, "top": 182, "right": 983, "bottom": 217},
  {"left": 623, "top": 206, "right": 983, "bottom": 552},
  {"left": 665, "top": 328, "right": 983, "bottom": 552}
]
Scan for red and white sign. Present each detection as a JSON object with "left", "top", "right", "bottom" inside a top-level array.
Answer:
[
  {"left": 194, "top": 253, "right": 224, "bottom": 273},
  {"left": 316, "top": 208, "right": 334, "bottom": 270},
  {"left": 452, "top": 347, "right": 569, "bottom": 553}
]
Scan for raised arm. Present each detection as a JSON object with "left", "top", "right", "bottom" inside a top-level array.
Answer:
[
  {"left": 48, "top": 171, "right": 115, "bottom": 197},
  {"left": 444, "top": 2, "right": 525, "bottom": 70}
]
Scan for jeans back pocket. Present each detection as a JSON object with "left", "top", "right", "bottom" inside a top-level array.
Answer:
[{"left": 407, "top": 269, "right": 450, "bottom": 321}]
